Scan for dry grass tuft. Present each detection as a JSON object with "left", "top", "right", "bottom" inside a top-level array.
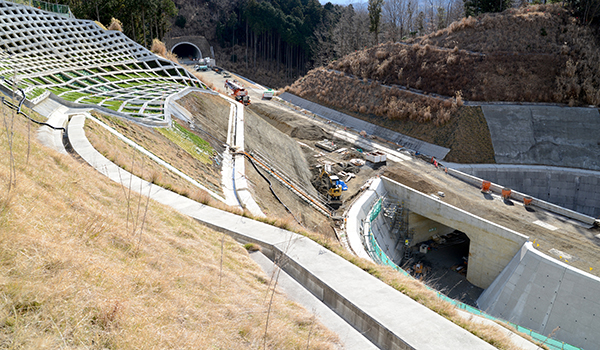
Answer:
[
  {"left": 151, "top": 39, "right": 178, "bottom": 63},
  {"left": 0, "top": 102, "right": 341, "bottom": 349},
  {"left": 108, "top": 18, "right": 123, "bottom": 32}
]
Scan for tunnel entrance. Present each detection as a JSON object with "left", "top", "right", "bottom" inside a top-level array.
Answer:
[
  {"left": 372, "top": 198, "right": 483, "bottom": 306},
  {"left": 409, "top": 231, "right": 483, "bottom": 306},
  {"left": 171, "top": 42, "right": 202, "bottom": 63}
]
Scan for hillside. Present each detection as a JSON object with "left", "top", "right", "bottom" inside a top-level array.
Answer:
[
  {"left": 285, "top": 4, "right": 600, "bottom": 163},
  {"left": 0, "top": 103, "right": 340, "bottom": 348},
  {"left": 328, "top": 5, "right": 600, "bottom": 106}
]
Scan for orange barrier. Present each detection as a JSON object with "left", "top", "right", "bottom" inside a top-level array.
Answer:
[
  {"left": 502, "top": 188, "right": 512, "bottom": 199},
  {"left": 481, "top": 181, "right": 491, "bottom": 192},
  {"left": 523, "top": 197, "right": 533, "bottom": 206}
]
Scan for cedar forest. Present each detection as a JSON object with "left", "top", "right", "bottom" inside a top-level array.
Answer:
[{"left": 57, "top": 0, "right": 600, "bottom": 86}]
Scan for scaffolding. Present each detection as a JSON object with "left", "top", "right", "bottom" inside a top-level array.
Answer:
[{"left": 383, "top": 199, "right": 412, "bottom": 265}]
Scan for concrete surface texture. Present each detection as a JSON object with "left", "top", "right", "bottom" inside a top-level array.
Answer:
[
  {"left": 449, "top": 163, "right": 600, "bottom": 218},
  {"left": 478, "top": 242, "right": 600, "bottom": 350},
  {"left": 378, "top": 177, "right": 529, "bottom": 289},
  {"left": 481, "top": 105, "right": 600, "bottom": 170},
  {"left": 279, "top": 92, "right": 450, "bottom": 160},
  {"left": 249, "top": 251, "right": 378, "bottom": 350},
  {"left": 66, "top": 114, "right": 498, "bottom": 350},
  {"left": 0, "top": 0, "right": 203, "bottom": 123}
]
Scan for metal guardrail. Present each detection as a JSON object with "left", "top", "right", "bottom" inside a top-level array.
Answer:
[
  {"left": 5, "top": 0, "right": 73, "bottom": 18},
  {"left": 362, "top": 197, "right": 582, "bottom": 350}
]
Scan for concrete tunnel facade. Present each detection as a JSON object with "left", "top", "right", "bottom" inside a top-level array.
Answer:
[
  {"left": 377, "top": 177, "right": 529, "bottom": 289},
  {"left": 171, "top": 42, "right": 202, "bottom": 60}
]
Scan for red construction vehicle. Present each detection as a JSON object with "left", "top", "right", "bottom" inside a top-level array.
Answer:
[{"left": 224, "top": 80, "right": 250, "bottom": 105}]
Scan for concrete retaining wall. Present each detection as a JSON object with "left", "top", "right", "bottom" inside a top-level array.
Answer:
[
  {"left": 478, "top": 242, "right": 600, "bottom": 350},
  {"left": 448, "top": 164, "right": 600, "bottom": 219},
  {"left": 379, "top": 177, "right": 529, "bottom": 289},
  {"left": 345, "top": 180, "right": 384, "bottom": 261},
  {"left": 481, "top": 105, "right": 600, "bottom": 171},
  {"left": 279, "top": 92, "right": 450, "bottom": 159}
]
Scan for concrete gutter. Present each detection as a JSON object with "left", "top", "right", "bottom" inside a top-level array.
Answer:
[
  {"left": 220, "top": 92, "right": 264, "bottom": 217},
  {"left": 345, "top": 179, "right": 380, "bottom": 262},
  {"left": 36, "top": 104, "right": 69, "bottom": 155},
  {"left": 65, "top": 113, "right": 497, "bottom": 350}
]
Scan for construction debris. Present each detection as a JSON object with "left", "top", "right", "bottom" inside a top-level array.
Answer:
[{"left": 315, "top": 139, "right": 338, "bottom": 152}]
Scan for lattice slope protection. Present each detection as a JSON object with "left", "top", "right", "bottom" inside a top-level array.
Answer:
[{"left": 0, "top": 0, "right": 206, "bottom": 123}]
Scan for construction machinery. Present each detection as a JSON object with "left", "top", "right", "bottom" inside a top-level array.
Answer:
[
  {"left": 313, "top": 164, "right": 347, "bottom": 203},
  {"left": 225, "top": 79, "right": 250, "bottom": 105}
]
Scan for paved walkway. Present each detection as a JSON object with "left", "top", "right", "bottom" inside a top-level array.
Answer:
[{"left": 64, "top": 114, "right": 499, "bottom": 350}]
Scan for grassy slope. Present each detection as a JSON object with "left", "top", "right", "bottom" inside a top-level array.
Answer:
[
  {"left": 0, "top": 105, "right": 340, "bottom": 349},
  {"left": 90, "top": 112, "right": 224, "bottom": 197}
]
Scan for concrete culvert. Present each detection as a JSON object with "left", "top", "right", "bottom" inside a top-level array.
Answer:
[{"left": 171, "top": 42, "right": 201, "bottom": 61}]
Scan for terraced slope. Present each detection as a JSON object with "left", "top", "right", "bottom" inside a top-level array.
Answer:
[{"left": 0, "top": 0, "right": 205, "bottom": 123}]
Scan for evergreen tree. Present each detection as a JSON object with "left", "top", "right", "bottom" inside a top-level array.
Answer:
[
  {"left": 368, "top": 0, "right": 384, "bottom": 44},
  {"left": 463, "top": 0, "right": 511, "bottom": 17}
]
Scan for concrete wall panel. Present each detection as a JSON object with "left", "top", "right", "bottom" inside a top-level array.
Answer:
[
  {"left": 478, "top": 242, "right": 600, "bottom": 350},
  {"left": 380, "top": 177, "right": 529, "bottom": 289},
  {"left": 482, "top": 105, "right": 600, "bottom": 171}
]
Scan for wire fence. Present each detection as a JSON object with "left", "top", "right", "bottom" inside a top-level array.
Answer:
[
  {"left": 6, "top": 0, "right": 73, "bottom": 18},
  {"left": 362, "top": 197, "right": 581, "bottom": 350}
]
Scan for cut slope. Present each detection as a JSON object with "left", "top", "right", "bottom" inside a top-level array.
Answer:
[
  {"left": 286, "top": 69, "right": 495, "bottom": 163},
  {"left": 328, "top": 4, "right": 600, "bottom": 106},
  {"left": 0, "top": 104, "right": 340, "bottom": 348}
]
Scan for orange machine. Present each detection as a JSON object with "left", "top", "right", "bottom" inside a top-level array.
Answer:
[{"left": 224, "top": 80, "right": 250, "bottom": 105}]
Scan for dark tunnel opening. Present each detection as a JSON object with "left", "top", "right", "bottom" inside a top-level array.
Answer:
[{"left": 171, "top": 43, "right": 201, "bottom": 61}]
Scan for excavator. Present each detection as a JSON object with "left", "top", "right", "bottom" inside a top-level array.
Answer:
[
  {"left": 314, "top": 165, "right": 348, "bottom": 203},
  {"left": 224, "top": 80, "right": 250, "bottom": 105}
]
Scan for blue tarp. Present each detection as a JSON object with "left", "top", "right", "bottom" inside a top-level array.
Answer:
[{"left": 338, "top": 180, "right": 348, "bottom": 191}]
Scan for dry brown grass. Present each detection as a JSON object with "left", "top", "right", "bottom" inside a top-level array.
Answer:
[
  {"left": 287, "top": 68, "right": 459, "bottom": 126},
  {"left": 108, "top": 18, "right": 123, "bottom": 32},
  {"left": 0, "top": 103, "right": 341, "bottom": 349},
  {"left": 321, "top": 4, "right": 600, "bottom": 106},
  {"left": 151, "top": 38, "right": 179, "bottom": 63}
]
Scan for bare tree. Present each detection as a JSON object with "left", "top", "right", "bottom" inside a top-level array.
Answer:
[
  {"left": 333, "top": 5, "right": 371, "bottom": 57},
  {"left": 383, "top": 0, "right": 407, "bottom": 42}
]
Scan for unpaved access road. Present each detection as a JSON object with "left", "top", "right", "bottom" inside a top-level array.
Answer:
[{"left": 193, "top": 68, "right": 600, "bottom": 277}]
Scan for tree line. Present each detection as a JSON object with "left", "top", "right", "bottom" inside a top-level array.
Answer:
[
  {"left": 54, "top": 0, "right": 600, "bottom": 83},
  {"left": 56, "top": 0, "right": 177, "bottom": 47}
]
